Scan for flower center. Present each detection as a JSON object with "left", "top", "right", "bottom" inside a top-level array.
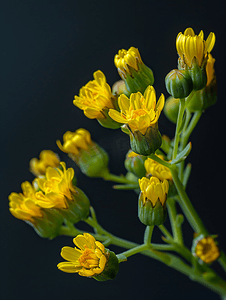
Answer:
[
  {"left": 131, "top": 109, "right": 147, "bottom": 119},
  {"left": 79, "top": 248, "right": 99, "bottom": 268}
]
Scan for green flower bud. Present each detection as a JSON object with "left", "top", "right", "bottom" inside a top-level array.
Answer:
[
  {"left": 187, "top": 57, "right": 207, "bottom": 91},
  {"left": 114, "top": 47, "right": 154, "bottom": 95},
  {"left": 124, "top": 150, "right": 146, "bottom": 178},
  {"left": 57, "top": 129, "right": 109, "bottom": 178},
  {"left": 163, "top": 96, "right": 180, "bottom": 124},
  {"left": 165, "top": 69, "right": 193, "bottom": 99},
  {"left": 138, "top": 177, "right": 169, "bottom": 226},
  {"left": 93, "top": 250, "right": 119, "bottom": 281}
]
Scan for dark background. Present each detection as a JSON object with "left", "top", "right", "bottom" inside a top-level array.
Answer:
[{"left": 1, "top": 1, "right": 226, "bottom": 300}]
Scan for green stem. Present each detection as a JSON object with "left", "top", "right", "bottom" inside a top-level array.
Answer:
[
  {"left": 167, "top": 198, "right": 184, "bottom": 245},
  {"left": 181, "top": 110, "right": 202, "bottom": 148},
  {"left": 103, "top": 172, "right": 136, "bottom": 184},
  {"left": 172, "top": 98, "right": 186, "bottom": 159},
  {"left": 219, "top": 252, "right": 226, "bottom": 273},
  {"left": 171, "top": 168, "right": 208, "bottom": 235}
]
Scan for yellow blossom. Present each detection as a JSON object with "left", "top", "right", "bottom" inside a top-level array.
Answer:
[
  {"left": 56, "top": 128, "right": 92, "bottom": 156},
  {"left": 176, "top": 27, "right": 215, "bottom": 68},
  {"left": 29, "top": 150, "right": 60, "bottom": 177},
  {"left": 9, "top": 181, "right": 43, "bottom": 222},
  {"left": 35, "top": 162, "right": 76, "bottom": 209},
  {"left": 109, "top": 85, "right": 164, "bottom": 135},
  {"left": 57, "top": 233, "right": 108, "bottom": 277},
  {"left": 195, "top": 236, "right": 220, "bottom": 264},
  {"left": 73, "top": 70, "right": 114, "bottom": 119},
  {"left": 144, "top": 155, "right": 172, "bottom": 181},
  {"left": 114, "top": 47, "right": 142, "bottom": 77},
  {"left": 139, "top": 176, "right": 169, "bottom": 206},
  {"left": 206, "top": 54, "right": 216, "bottom": 86}
]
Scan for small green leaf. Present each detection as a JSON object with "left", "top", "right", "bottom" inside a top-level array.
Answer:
[{"left": 170, "top": 142, "right": 192, "bottom": 165}]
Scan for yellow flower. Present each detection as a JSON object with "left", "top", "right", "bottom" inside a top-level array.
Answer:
[
  {"left": 73, "top": 70, "right": 114, "bottom": 119},
  {"left": 144, "top": 155, "right": 172, "bottom": 181},
  {"left": 35, "top": 162, "right": 76, "bottom": 209},
  {"left": 139, "top": 176, "right": 169, "bottom": 206},
  {"left": 9, "top": 181, "right": 43, "bottom": 222},
  {"left": 56, "top": 128, "right": 92, "bottom": 156},
  {"left": 29, "top": 150, "right": 60, "bottom": 177},
  {"left": 57, "top": 233, "right": 108, "bottom": 276},
  {"left": 206, "top": 54, "right": 216, "bottom": 86},
  {"left": 114, "top": 47, "right": 142, "bottom": 77},
  {"left": 176, "top": 27, "right": 215, "bottom": 68},
  {"left": 195, "top": 236, "right": 220, "bottom": 264},
  {"left": 109, "top": 85, "right": 164, "bottom": 135}
]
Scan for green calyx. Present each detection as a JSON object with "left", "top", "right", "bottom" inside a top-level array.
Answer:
[
  {"left": 138, "top": 193, "right": 167, "bottom": 226},
  {"left": 69, "top": 142, "right": 109, "bottom": 178},
  {"left": 128, "top": 123, "right": 162, "bottom": 156},
  {"left": 93, "top": 250, "right": 119, "bottom": 281},
  {"left": 58, "top": 187, "right": 90, "bottom": 224},
  {"left": 29, "top": 209, "right": 64, "bottom": 239}
]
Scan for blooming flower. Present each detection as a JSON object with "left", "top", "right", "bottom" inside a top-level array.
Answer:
[
  {"left": 144, "top": 155, "right": 172, "bottom": 181},
  {"left": 9, "top": 181, "right": 43, "bottom": 222},
  {"left": 176, "top": 27, "right": 215, "bottom": 68},
  {"left": 29, "top": 150, "right": 60, "bottom": 177},
  {"left": 109, "top": 85, "right": 164, "bottom": 135},
  {"left": 73, "top": 70, "right": 115, "bottom": 119},
  {"left": 57, "top": 233, "right": 108, "bottom": 276},
  {"left": 193, "top": 236, "right": 220, "bottom": 264},
  {"left": 139, "top": 176, "right": 169, "bottom": 207},
  {"left": 35, "top": 162, "right": 76, "bottom": 209}
]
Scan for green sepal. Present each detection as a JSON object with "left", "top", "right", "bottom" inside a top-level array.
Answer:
[
  {"left": 188, "top": 57, "right": 207, "bottom": 91},
  {"left": 138, "top": 193, "right": 167, "bottom": 226},
  {"left": 129, "top": 123, "right": 162, "bottom": 156},
  {"left": 59, "top": 187, "right": 90, "bottom": 224},
  {"left": 93, "top": 250, "right": 119, "bottom": 281},
  {"left": 98, "top": 105, "right": 121, "bottom": 129},
  {"left": 27, "top": 208, "right": 64, "bottom": 239}
]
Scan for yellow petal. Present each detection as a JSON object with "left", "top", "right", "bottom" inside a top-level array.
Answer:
[
  {"left": 108, "top": 109, "right": 127, "bottom": 123},
  {"left": 57, "top": 262, "right": 78, "bottom": 273},
  {"left": 61, "top": 246, "right": 82, "bottom": 261},
  {"left": 205, "top": 32, "right": 216, "bottom": 53},
  {"left": 118, "top": 94, "right": 130, "bottom": 112},
  {"left": 184, "top": 27, "right": 195, "bottom": 36}
]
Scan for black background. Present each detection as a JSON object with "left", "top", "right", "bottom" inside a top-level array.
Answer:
[{"left": 1, "top": 1, "right": 226, "bottom": 300}]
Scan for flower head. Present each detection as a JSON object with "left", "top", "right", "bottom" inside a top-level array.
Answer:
[
  {"left": 109, "top": 85, "right": 164, "bottom": 135},
  {"left": 193, "top": 235, "right": 220, "bottom": 264},
  {"left": 56, "top": 128, "right": 92, "bottom": 156},
  {"left": 144, "top": 155, "right": 172, "bottom": 181},
  {"left": 29, "top": 150, "right": 60, "bottom": 177},
  {"left": 114, "top": 47, "right": 142, "bottom": 78},
  {"left": 176, "top": 27, "right": 215, "bottom": 68},
  {"left": 139, "top": 176, "right": 169, "bottom": 207},
  {"left": 9, "top": 181, "right": 43, "bottom": 222},
  {"left": 57, "top": 233, "right": 119, "bottom": 280},
  {"left": 35, "top": 162, "right": 76, "bottom": 209},
  {"left": 73, "top": 70, "right": 115, "bottom": 120}
]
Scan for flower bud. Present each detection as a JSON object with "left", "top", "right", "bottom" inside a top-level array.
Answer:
[
  {"left": 165, "top": 69, "right": 193, "bottom": 99},
  {"left": 57, "top": 129, "right": 109, "bottom": 178},
  {"left": 114, "top": 47, "right": 154, "bottom": 94},
  {"left": 138, "top": 177, "right": 169, "bottom": 226},
  {"left": 124, "top": 150, "right": 146, "bottom": 178},
  {"left": 163, "top": 96, "right": 180, "bottom": 124}
]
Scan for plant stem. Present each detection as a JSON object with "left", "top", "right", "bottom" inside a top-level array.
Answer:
[
  {"left": 167, "top": 198, "right": 184, "bottom": 245},
  {"left": 103, "top": 172, "right": 136, "bottom": 184},
  {"left": 171, "top": 168, "right": 208, "bottom": 235},
  {"left": 172, "top": 98, "right": 186, "bottom": 159}
]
